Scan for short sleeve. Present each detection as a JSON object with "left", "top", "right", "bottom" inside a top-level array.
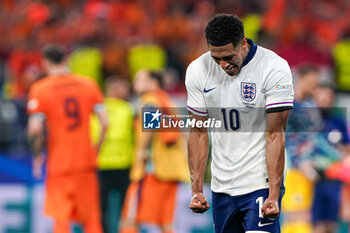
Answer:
[
  {"left": 185, "top": 61, "right": 208, "bottom": 116},
  {"left": 264, "top": 61, "right": 294, "bottom": 112},
  {"left": 27, "top": 84, "right": 46, "bottom": 115}
]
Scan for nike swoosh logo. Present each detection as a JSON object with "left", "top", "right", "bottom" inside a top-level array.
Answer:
[
  {"left": 258, "top": 221, "right": 273, "bottom": 227},
  {"left": 203, "top": 87, "right": 216, "bottom": 93}
]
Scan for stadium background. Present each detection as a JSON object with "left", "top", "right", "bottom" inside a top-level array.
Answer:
[{"left": 1, "top": 0, "right": 350, "bottom": 232}]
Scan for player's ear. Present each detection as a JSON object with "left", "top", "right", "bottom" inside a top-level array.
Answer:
[{"left": 242, "top": 37, "right": 248, "bottom": 50}]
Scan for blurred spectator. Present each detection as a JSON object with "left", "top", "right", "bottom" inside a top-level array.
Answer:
[
  {"left": 1, "top": 0, "right": 349, "bottom": 100},
  {"left": 283, "top": 65, "right": 321, "bottom": 233},
  {"left": 120, "top": 70, "right": 189, "bottom": 233},
  {"left": 0, "top": 99, "right": 28, "bottom": 153},
  {"left": 311, "top": 85, "right": 348, "bottom": 233},
  {"left": 91, "top": 76, "right": 135, "bottom": 233},
  {"left": 284, "top": 65, "right": 343, "bottom": 233}
]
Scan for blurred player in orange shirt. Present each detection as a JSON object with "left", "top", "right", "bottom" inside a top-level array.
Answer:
[
  {"left": 120, "top": 70, "right": 189, "bottom": 233},
  {"left": 27, "top": 44, "right": 108, "bottom": 233}
]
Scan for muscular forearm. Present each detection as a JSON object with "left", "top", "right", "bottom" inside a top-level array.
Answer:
[
  {"left": 265, "top": 110, "right": 289, "bottom": 201},
  {"left": 28, "top": 133, "right": 45, "bottom": 158},
  {"left": 97, "top": 124, "right": 108, "bottom": 152},
  {"left": 28, "top": 116, "right": 45, "bottom": 157},
  {"left": 136, "top": 131, "right": 153, "bottom": 161},
  {"left": 188, "top": 128, "right": 209, "bottom": 194},
  {"left": 266, "top": 131, "right": 285, "bottom": 200},
  {"left": 96, "top": 109, "right": 109, "bottom": 153}
]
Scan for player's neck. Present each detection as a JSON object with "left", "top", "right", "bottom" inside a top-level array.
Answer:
[{"left": 47, "top": 65, "right": 69, "bottom": 77}]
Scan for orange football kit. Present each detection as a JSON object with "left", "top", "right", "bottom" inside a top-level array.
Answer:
[{"left": 27, "top": 74, "right": 103, "bottom": 233}]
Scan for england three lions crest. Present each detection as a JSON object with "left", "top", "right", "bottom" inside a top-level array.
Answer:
[{"left": 241, "top": 82, "right": 256, "bottom": 102}]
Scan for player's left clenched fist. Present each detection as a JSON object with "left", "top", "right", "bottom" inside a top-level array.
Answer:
[
  {"left": 190, "top": 192, "right": 210, "bottom": 214},
  {"left": 261, "top": 198, "right": 279, "bottom": 218}
]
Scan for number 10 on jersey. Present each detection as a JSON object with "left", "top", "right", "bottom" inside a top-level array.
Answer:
[{"left": 221, "top": 108, "right": 240, "bottom": 131}]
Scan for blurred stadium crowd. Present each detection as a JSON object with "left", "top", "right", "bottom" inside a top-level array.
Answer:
[
  {"left": 1, "top": 0, "right": 350, "bottom": 233},
  {"left": 2, "top": 0, "right": 350, "bottom": 100}
]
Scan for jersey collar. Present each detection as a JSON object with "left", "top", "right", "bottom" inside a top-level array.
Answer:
[{"left": 242, "top": 38, "right": 257, "bottom": 68}]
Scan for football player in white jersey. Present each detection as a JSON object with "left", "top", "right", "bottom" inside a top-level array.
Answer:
[{"left": 186, "top": 14, "right": 294, "bottom": 233}]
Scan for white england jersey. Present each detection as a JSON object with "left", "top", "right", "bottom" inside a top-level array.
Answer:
[{"left": 185, "top": 40, "right": 294, "bottom": 196}]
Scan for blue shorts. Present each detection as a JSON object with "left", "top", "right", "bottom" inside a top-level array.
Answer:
[
  {"left": 212, "top": 188, "right": 285, "bottom": 233},
  {"left": 312, "top": 180, "right": 342, "bottom": 223}
]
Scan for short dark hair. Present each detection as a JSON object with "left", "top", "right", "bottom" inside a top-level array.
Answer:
[
  {"left": 105, "top": 75, "right": 127, "bottom": 85},
  {"left": 105, "top": 75, "right": 130, "bottom": 88},
  {"left": 205, "top": 14, "right": 244, "bottom": 47},
  {"left": 42, "top": 44, "right": 65, "bottom": 64},
  {"left": 317, "top": 83, "right": 335, "bottom": 91},
  {"left": 149, "top": 71, "right": 164, "bottom": 89},
  {"left": 297, "top": 64, "right": 319, "bottom": 77}
]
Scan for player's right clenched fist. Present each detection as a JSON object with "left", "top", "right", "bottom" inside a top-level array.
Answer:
[{"left": 190, "top": 193, "right": 210, "bottom": 214}]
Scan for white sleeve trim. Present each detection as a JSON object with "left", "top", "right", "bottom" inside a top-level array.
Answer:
[
  {"left": 266, "top": 101, "right": 293, "bottom": 110},
  {"left": 29, "top": 113, "right": 46, "bottom": 121},
  {"left": 186, "top": 105, "right": 208, "bottom": 116}
]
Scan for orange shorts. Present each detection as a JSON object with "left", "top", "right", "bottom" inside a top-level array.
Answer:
[
  {"left": 45, "top": 170, "right": 101, "bottom": 222},
  {"left": 122, "top": 174, "right": 178, "bottom": 226}
]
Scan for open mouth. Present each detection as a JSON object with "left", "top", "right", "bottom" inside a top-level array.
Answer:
[{"left": 226, "top": 65, "right": 239, "bottom": 75}]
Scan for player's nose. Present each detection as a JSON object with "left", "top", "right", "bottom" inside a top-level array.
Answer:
[{"left": 220, "top": 60, "right": 230, "bottom": 70}]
